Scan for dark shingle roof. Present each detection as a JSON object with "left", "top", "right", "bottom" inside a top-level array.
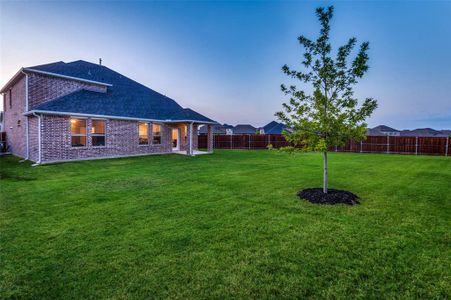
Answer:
[
  {"left": 400, "top": 128, "right": 446, "bottom": 137},
  {"left": 233, "top": 124, "right": 256, "bottom": 134},
  {"left": 372, "top": 125, "right": 400, "bottom": 132},
  {"left": 262, "top": 121, "right": 277, "bottom": 131},
  {"left": 198, "top": 123, "right": 234, "bottom": 134},
  {"left": 28, "top": 60, "right": 215, "bottom": 123},
  {"left": 262, "top": 121, "right": 289, "bottom": 134}
]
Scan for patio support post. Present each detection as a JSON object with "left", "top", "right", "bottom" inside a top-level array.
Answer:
[
  {"left": 446, "top": 136, "right": 449, "bottom": 157},
  {"left": 186, "top": 122, "right": 194, "bottom": 156},
  {"left": 415, "top": 136, "right": 418, "bottom": 155},
  {"left": 207, "top": 125, "right": 214, "bottom": 153}
]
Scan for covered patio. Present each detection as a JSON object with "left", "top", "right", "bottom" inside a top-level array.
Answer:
[{"left": 169, "top": 122, "right": 214, "bottom": 156}]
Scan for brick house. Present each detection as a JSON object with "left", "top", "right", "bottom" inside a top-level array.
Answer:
[{"left": 0, "top": 60, "right": 216, "bottom": 164}]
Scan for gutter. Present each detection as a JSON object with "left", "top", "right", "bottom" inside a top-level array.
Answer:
[{"left": 23, "top": 110, "right": 218, "bottom": 125}]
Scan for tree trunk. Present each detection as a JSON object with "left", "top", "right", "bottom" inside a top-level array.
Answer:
[{"left": 323, "top": 151, "right": 328, "bottom": 193}]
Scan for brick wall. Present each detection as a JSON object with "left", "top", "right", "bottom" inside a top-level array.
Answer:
[
  {"left": 193, "top": 125, "right": 199, "bottom": 150},
  {"left": 168, "top": 124, "right": 199, "bottom": 152},
  {"left": 171, "top": 124, "right": 187, "bottom": 151},
  {"left": 4, "top": 76, "right": 26, "bottom": 158},
  {"left": 27, "top": 73, "right": 107, "bottom": 109},
  {"left": 28, "top": 116, "right": 39, "bottom": 162},
  {"left": 3, "top": 70, "right": 205, "bottom": 163},
  {"left": 39, "top": 115, "right": 175, "bottom": 163}
]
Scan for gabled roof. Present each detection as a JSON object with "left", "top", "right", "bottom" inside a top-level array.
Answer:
[
  {"left": 198, "top": 123, "right": 234, "bottom": 134},
  {"left": 400, "top": 128, "right": 447, "bottom": 137},
  {"left": 233, "top": 124, "right": 256, "bottom": 134},
  {"left": 263, "top": 121, "right": 279, "bottom": 132},
  {"left": 17, "top": 60, "right": 216, "bottom": 123},
  {"left": 372, "top": 125, "right": 400, "bottom": 132},
  {"left": 262, "top": 121, "right": 289, "bottom": 134},
  {"left": 198, "top": 124, "right": 225, "bottom": 135}
]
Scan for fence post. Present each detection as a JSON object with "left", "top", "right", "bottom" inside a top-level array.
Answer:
[
  {"left": 230, "top": 135, "right": 233, "bottom": 149},
  {"left": 335, "top": 145, "right": 338, "bottom": 152},
  {"left": 386, "top": 135, "right": 390, "bottom": 154},
  {"left": 446, "top": 136, "right": 449, "bottom": 157},
  {"left": 360, "top": 141, "right": 363, "bottom": 153},
  {"left": 415, "top": 136, "right": 418, "bottom": 155},
  {"left": 268, "top": 134, "right": 270, "bottom": 147},
  {"left": 248, "top": 134, "right": 251, "bottom": 150}
]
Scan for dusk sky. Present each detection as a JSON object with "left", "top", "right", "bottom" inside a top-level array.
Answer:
[{"left": 1, "top": 1, "right": 450, "bottom": 129}]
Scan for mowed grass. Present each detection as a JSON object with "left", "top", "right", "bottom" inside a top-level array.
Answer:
[{"left": 0, "top": 150, "right": 450, "bottom": 299}]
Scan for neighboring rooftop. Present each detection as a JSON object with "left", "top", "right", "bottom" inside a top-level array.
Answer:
[
  {"left": 198, "top": 123, "right": 234, "bottom": 135},
  {"left": 372, "top": 125, "right": 400, "bottom": 133},
  {"left": 233, "top": 124, "right": 257, "bottom": 134},
  {"left": 400, "top": 128, "right": 449, "bottom": 137},
  {"left": 367, "top": 125, "right": 451, "bottom": 137},
  {"left": 262, "top": 121, "right": 290, "bottom": 134}
]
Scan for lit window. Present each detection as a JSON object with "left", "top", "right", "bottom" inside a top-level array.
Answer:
[
  {"left": 139, "top": 122, "right": 149, "bottom": 145},
  {"left": 71, "top": 118, "right": 87, "bottom": 147},
  {"left": 152, "top": 123, "right": 161, "bottom": 144},
  {"left": 91, "top": 119, "right": 106, "bottom": 146}
]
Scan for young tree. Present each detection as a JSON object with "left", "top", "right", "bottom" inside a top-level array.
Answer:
[{"left": 276, "top": 6, "right": 377, "bottom": 194}]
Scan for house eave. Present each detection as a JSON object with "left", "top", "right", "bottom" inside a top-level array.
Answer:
[
  {"left": 165, "top": 119, "right": 218, "bottom": 125},
  {"left": 23, "top": 68, "right": 113, "bottom": 87},
  {"left": 24, "top": 110, "right": 217, "bottom": 124},
  {"left": 1, "top": 67, "right": 113, "bottom": 93},
  {"left": 0, "top": 68, "right": 25, "bottom": 93}
]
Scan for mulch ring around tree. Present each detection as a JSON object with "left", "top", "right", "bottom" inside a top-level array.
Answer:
[{"left": 298, "top": 188, "right": 360, "bottom": 205}]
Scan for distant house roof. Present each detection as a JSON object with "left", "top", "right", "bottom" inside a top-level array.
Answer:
[
  {"left": 198, "top": 123, "right": 234, "bottom": 135},
  {"left": 263, "top": 121, "right": 279, "bottom": 132},
  {"left": 400, "top": 128, "right": 447, "bottom": 137},
  {"left": 372, "top": 125, "right": 400, "bottom": 133},
  {"left": 21, "top": 60, "right": 216, "bottom": 124},
  {"left": 262, "top": 121, "right": 290, "bottom": 134},
  {"left": 233, "top": 124, "right": 257, "bottom": 134}
]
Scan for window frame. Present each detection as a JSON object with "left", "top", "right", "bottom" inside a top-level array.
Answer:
[
  {"left": 138, "top": 122, "right": 149, "bottom": 145},
  {"left": 91, "top": 119, "right": 106, "bottom": 147},
  {"left": 152, "top": 123, "right": 162, "bottom": 145},
  {"left": 70, "top": 117, "right": 88, "bottom": 148}
]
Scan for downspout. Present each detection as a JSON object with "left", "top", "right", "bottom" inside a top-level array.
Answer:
[
  {"left": 32, "top": 112, "right": 41, "bottom": 166},
  {"left": 23, "top": 72, "right": 29, "bottom": 160}
]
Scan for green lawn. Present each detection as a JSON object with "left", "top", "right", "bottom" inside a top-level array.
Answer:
[{"left": 1, "top": 151, "right": 450, "bottom": 299}]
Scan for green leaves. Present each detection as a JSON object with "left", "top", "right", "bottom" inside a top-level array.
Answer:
[{"left": 276, "top": 6, "right": 377, "bottom": 152}]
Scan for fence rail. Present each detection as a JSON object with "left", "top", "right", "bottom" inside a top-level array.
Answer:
[{"left": 198, "top": 134, "right": 450, "bottom": 156}]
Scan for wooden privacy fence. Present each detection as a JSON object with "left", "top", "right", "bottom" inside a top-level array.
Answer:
[{"left": 198, "top": 134, "right": 451, "bottom": 156}]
